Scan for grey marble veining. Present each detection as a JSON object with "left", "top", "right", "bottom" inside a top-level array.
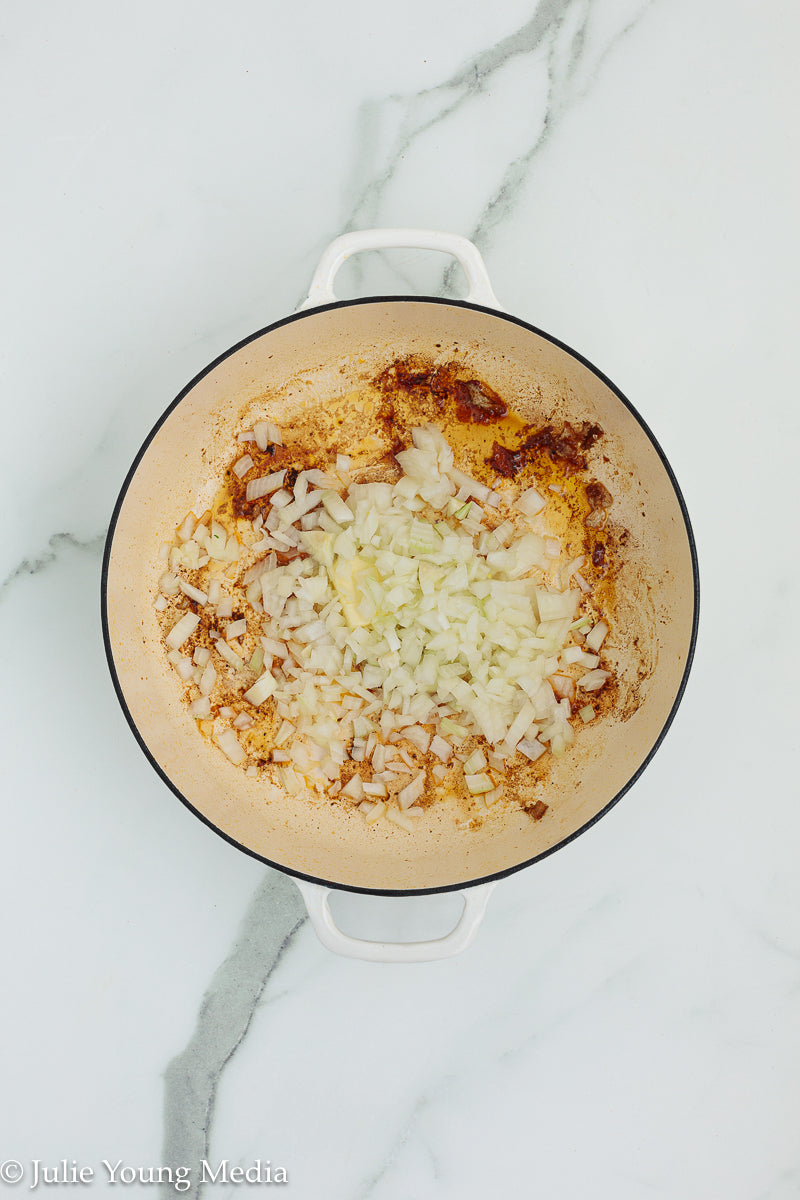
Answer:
[
  {"left": 161, "top": 872, "right": 306, "bottom": 1198},
  {"left": 0, "top": 530, "right": 106, "bottom": 603},
  {"left": 339, "top": 0, "right": 651, "bottom": 295}
]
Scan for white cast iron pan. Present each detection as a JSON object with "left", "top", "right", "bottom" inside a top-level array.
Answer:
[{"left": 102, "top": 230, "right": 699, "bottom": 961}]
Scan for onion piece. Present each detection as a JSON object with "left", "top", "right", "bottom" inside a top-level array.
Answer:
[
  {"left": 517, "top": 737, "right": 545, "bottom": 762},
  {"left": 244, "top": 672, "right": 277, "bottom": 705},
  {"left": 464, "top": 772, "right": 493, "bottom": 794},
  {"left": 363, "top": 781, "right": 387, "bottom": 798},
  {"left": 199, "top": 663, "right": 217, "bottom": 696},
  {"left": 342, "top": 774, "right": 364, "bottom": 800},
  {"left": 515, "top": 487, "right": 546, "bottom": 517},
  {"left": 233, "top": 454, "right": 254, "bottom": 478},
  {"left": 214, "top": 728, "right": 246, "bottom": 765},
  {"left": 174, "top": 657, "right": 195, "bottom": 681},
  {"left": 396, "top": 726, "right": 431, "bottom": 754},
  {"left": 386, "top": 807, "right": 414, "bottom": 832},
  {"left": 585, "top": 620, "right": 609, "bottom": 653},
  {"left": 577, "top": 669, "right": 610, "bottom": 692},
  {"left": 463, "top": 748, "right": 487, "bottom": 774},
  {"left": 246, "top": 470, "right": 286, "bottom": 502},
  {"left": 253, "top": 420, "right": 282, "bottom": 451},
  {"left": 446, "top": 466, "right": 491, "bottom": 504},
  {"left": 166, "top": 612, "right": 199, "bottom": 650},
  {"left": 159, "top": 571, "right": 181, "bottom": 596},
  {"left": 216, "top": 640, "right": 244, "bottom": 671},
  {"left": 429, "top": 735, "right": 453, "bottom": 762},
  {"left": 397, "top": 770, "right": 425, "bottom": 810},
  {"left": 321, "top": 490, "right": 354, "bottom": 525}
]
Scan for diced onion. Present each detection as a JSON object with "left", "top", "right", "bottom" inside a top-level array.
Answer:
[
  {"left": 162, "top": 419, "right": 616, "bottom": 825},
  {"left": 216, "top": 640, "right": 244, "bottom": 671},
  {"left": 342, "top": 774, "right": 364, "bottom": 800},
  {"left": 430, "top": 735, "right": 453, "bottom": 762},
  {"left": 463, "top": 748, "right": 487, "bottom": 774},
  {"left": 363, "top": 781, "right": 387, "bottom": 797},
  {"left": 397, "top": 771, "right": 425, "bottom": 810},
  {"left": 577, "top": 669, "right": 610, "bottom": 692},
  {"left": 321, "top": 490, "right": 354, "bottom": 525},
  {"left": 515, "top": 487, "right": 546, "bottom": 517},
  {"left": 166, "top": 612, "right": 199, "bottom": 650},
  {"left": 159, "top": 571, "right": 180, "bottom": 596},
  {"left": 517, "top": 737, "right": 545, "bottom": 762},
  {"left": 180, "top": 580, "right": 208, "bottom": 605},
  {"left": 214, "top": 728, "right": 246, "bottom": 765},
  {"left": 233, "top": 454, "right": 254, "bottom": 478},
  {"left": 386, "top": 807, "right": 414, "bottom": 832},
  {"left": 585, "top": 621, "right": 609, "bottom": 653},
  {"left": 464, "top": 772, "right": 493, "bottom": 794},
  {"left": 397, "top": 726, "right": 430, "bottom": 754},
  {"left": 253, "top": 420, "right": 282, "bottom": 451},
  {"left": 244, "top": 672, "right": 277, "bottom": 705},
  {"left": 246, "top": 470, "right": 286, "bottom": 502}
]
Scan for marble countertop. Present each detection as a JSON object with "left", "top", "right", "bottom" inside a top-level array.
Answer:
[{"left": 2, "top": 2, "right": 797, "bottom": 1197}]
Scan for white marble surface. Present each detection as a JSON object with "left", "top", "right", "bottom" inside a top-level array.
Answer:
[{"left": 1, "top": 1, "right": 798, "bottom": 1197}]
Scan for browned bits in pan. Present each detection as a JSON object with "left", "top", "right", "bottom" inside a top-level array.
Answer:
[
  {"left": 379, "top": 358, "right": 507, "bottom": 423},
  {"left": 586, "top": 480, "right": 614, "bottom": 511},
  {"left": 526, "top": 800, "right": 549, "bottom": 821},
  {"left": 488, "top": 441, "right": 524, "bottom": 477},
  {"left": 521, "top": 421, "right": 604, "bottom": 470},
  {"left": 449, "top": 377, "right": 507, "bottom": 424}
]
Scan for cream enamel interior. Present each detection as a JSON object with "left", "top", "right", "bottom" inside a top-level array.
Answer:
[{"left": 104, "top": 300, "right": 696, "bottom": 892}]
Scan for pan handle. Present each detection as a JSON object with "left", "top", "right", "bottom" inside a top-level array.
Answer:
[
  {"left": 293, "top": 878, "right": 496, "bottom": 963},
  {"left": 299, "top": 228, "right": 502, "bottom": 310}
]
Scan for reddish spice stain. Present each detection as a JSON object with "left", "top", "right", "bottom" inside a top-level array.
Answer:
[
  {"left": 450, "top": 377, "right": 507, "bottom": 424},
  {"left": 522, "top": 421, "right": 602, "bottom": 469},
  {"left": 379, "top": 359, "right": 508, "bottom": 424},
  {"left": 488, "top": 441, "right": 524, "bottom": 477}
]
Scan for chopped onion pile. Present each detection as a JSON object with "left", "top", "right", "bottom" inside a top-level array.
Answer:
[{"left": 159, "top": 422, "right": 612, "bottom": 831}]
